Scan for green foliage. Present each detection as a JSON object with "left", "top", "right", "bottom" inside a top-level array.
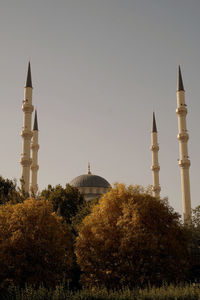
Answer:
[
  {"left": 69, "top": 198, "right": 100, "bottom": 290},
  {"left": 71, "top": 198, "right": 99, "bottom": 236},
  {"left": 76, "top": 184, "right": 189, "bottom": 288},
  {"left": 192, "top": 205, "right": 200, "bottom": 229},
  {"left": 186, "top": 206, "right": 200, "bottom": 282},
  {"left": 40, "top": 184, "right": 84, "bottom": 224},
  {"left": 40, "top": 184, "right": 88, "bottom": 290},
  {"left": 0, "top": 176, "right": 22, "bottom": 204}
]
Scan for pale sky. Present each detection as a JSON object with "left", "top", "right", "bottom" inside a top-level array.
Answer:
[{"left": 0, "top": 0, "right": 200, "bottom": 216}]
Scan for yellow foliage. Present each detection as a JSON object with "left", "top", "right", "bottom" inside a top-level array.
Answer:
[
  {"left": 75, "top": 184, "right": 189, "bottom": 288},
  {"left": 0, "top": 199, "right": 73, "bottom": 287}
]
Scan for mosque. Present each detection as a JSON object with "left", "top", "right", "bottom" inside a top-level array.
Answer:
[{"left": 20, "top": 63, "right": 191, "bottom": 223}]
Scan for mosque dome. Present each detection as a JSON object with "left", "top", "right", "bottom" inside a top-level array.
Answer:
[
  {"left": 70, "top": 164, "right": 110, "bottom": 201},
  {"left": 70, "top": 174, "right": 110, "bottom": 188}
]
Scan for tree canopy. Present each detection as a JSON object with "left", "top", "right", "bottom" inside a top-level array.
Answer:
[
  {"left": 40, "top": 184, "right": 84, "bottom": 225},
  {"left": 0, "top": 199, "right": 73, "bottom": 288},
  {"left": 75, "top": 184, "right": 189, "bottom": 288},
  {"left": 71, "top": 198, "right": 99, "bottom": 236},
  {"left": 0, "top": 176, "right": 21, "bottom": 204},
  {"left": 186, "top": 206, "right": 200, "bottom": 282}
]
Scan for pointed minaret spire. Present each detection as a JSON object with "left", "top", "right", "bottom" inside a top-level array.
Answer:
[
  {"left": 33, "top": 110, "right": 38, "bottom": 131},
  {"left": 88, "top": 162, "right": 91, "bottom": 174},
  {"left": 25, "top": 61, "right": 32, "bottom": 88},
  {"left": 152, "top": 112, "right": 157, "bottom": 133},
  {"left": 150, "top": 112, "right": 161, "bottom": 198},
  {"left": 176, "top": 65, "right": 191, "bottom": 224},
  {"left": 177, "top": 65, "right": 184, "bottom": 91}
]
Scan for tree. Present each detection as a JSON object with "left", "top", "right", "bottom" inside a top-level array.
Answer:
[
  {"left": 40, "top": 184, "right": 86, "bottom": 290},
  {"left": 71, "top": 198, "right": 99, "bottom": 236},
  {"left": 186, "top": 206, "right": 200, "bottom": 282},
  {"left": 0, "top": 176, "right": 21, "bottom": 205},
  {"left": 75, "top": 184, "right": 189, "bottom": 288},
  {"left": 192, "top": 206, "right": 200, "bottom": 228},
  {"left": 41, "top": 184, "right": 84, "bottom": 225},
  {"left": 0, "top": 199, "right": 73, "bottom": 287}
]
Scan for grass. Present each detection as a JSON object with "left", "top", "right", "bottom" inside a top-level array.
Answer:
[{"left": 1, "top": 283, "right": 200, "bottom": 300}]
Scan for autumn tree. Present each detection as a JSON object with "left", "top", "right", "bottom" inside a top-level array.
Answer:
[
  {"left": 0, "top": 199, "right": 73, "bottom": 287},
  {"left": 75, "top": 184, "right": 189, "bottom": 288},
  {"left": 41, "top": 184, "right": 84, "bottom": 225}
]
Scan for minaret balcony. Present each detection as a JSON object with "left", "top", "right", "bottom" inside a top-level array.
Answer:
[
  {"left": 176, "top": 106, "right": 187, "bottom": 116},
  {"left": 150, "top": 144, "right": 159, "bottom": 151},
  {"left": 31, "top": 164, "right": 39, "bottom": 171},
  {"left": 20, "top": 157, "right": 32, "bottom": 167},
  {"left": 177, "top": 132, "right": 189, "bottom": 142},
  {"left": 178, "top": 159, "right": 190, "bottom": 168},
  {"left": 151, "top": 165, "right": 160, "bottom": 171},
  {"left": 31, "top": 144, "right": 40, "bottom": 150},
  {"left": 21, "top": 130, "right": 33, "bottom": 139},
  {"left": 22, "top": 101, "right": 34, "bottom": 113}
]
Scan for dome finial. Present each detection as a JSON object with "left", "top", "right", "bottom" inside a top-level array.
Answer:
[{"left": 88, "top": 162, "right": 91, "bottom": 174}]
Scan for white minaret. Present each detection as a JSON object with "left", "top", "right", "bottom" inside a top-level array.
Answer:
[
  {"left": 176, "top": 65, "right": 191, "bottom": 224},
  {"left": 30, "top": 110, "right": 39, "bottom": 194},
  {"left": 20, "top": 62, "right": 34, "bottom": 193},
  {"left": 150, "top": 112, "right": 161, "bottom": 197}
]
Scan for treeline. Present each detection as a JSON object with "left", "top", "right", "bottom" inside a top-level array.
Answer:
[{"left": 0, "top": 177, "right": 200, "bottom": 294}]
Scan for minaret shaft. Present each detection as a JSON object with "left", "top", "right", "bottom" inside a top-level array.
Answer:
[
  {"left": 176, "top": 70, "right": 191, "bottom": 224},
  {"left": 150, "top": 114, "right": 161, "bottom": 198},
  {"left": 20, "top": 85, "right": 34, "bottom": 193},
  {"left": 180, "top": 168, "right": 191, "bottom": 220},
  {"left": 30, "top": 130, "right": 39, "bottom": 194}
]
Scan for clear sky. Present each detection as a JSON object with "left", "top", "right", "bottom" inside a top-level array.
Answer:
[{"left": 0, "top": 0, "right": 200, "bottom": 216}]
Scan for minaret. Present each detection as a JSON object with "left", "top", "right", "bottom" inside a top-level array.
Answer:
[
  {"left": 150, "top": 112, "right": 161, "bottom": 197},
  {"left": 176, "top": 65, "right": 191, "bottom": 223},
  {"left": 20, "top": 62, "right": 34, "bottom": 193},
  {"left": 30, "top": 110, "right": 39, "bottom": 194}
]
